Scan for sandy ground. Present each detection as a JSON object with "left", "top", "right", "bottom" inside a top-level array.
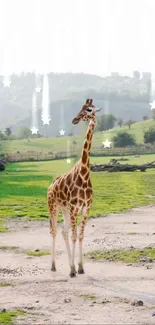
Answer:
[{"left": 0, "top": 206, "right": 155, "bottom": 324}]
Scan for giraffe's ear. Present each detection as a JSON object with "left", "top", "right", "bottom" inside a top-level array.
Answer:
[
  {"left": 89, "top": 99, "right": 93, "bottom": 105},
  {"left": 85, "top": 99, "right": 90, "bottom": 105}
]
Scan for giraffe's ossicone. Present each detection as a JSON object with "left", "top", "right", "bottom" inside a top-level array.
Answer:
[{"left": 47, "top": 99, "right": 101, "bottom": 277}]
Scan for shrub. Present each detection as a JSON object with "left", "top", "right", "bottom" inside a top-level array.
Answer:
[
  {"left": 144, "top": 128, "right": 155, "bottom": 144},
  {"left": 112, "top": 132, "right": 136, "bottom": 147}
]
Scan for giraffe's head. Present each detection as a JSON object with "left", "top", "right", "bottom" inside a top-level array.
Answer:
[{"left": 72, "top": 99, "right": 101, "bottom": 124}]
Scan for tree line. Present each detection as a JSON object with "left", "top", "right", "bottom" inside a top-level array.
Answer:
[
  {"left": 1, "top": 113, "right": 155, "bottom": 148},
  {"left": 0, "top": 126, "right": 42, "bottom": 141},
  {"left": 0, "top": 114, "right": 140, "bottom": 140},
  {"left": 95, "top": 114, "right": 137, "bottom": 131}
]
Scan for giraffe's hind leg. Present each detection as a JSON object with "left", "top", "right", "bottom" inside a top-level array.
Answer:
[
  {"left": 48, "top": 199, "right": 59, "bottom": 272},
  {"left": 78, "top": 206, "right": 90, "bottom": 274}
]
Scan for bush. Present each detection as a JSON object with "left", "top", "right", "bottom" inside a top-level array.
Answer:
[
  {"left": 112, "top": 132, "right": 136, "bottom": 147},
  {"left": 144, "top": 128, "right": 155, "bottom": 144},
  {"left": 96, "top": 114, "right": 117, "bottom": 131}
]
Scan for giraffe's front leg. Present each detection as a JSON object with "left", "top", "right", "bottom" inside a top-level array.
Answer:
[
  {"left": 70, "top": 209, "right": 78, "bottom": 278},
  {"left": 78, "top": 206, "right": 90, "bottom": 274},
  {"left": 62, "top": 210, "right": 72, "bottom": 268}
]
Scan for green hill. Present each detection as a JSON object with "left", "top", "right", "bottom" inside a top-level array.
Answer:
[
  {"left": 94, "top": 118, "right": 155, "bottom": 145},
  {"left": 1, "top": 119, "right": 155, "bottom": 156},
  {"left": 0, "top": 72, "right": 151, "bottom": 137}
]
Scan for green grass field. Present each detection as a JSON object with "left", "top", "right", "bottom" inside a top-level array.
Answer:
[
  {"left": 85, "top": 247, "right": 155, "bottom": 264},
  {"left": 0, "top": 310, "right": 25, "bottom": 324},
  {"left": 0, "top": 155, "right": 155, "bottom": 226},
  {"left": 1, "top": 119, "right": 155, "bottom": 155}
]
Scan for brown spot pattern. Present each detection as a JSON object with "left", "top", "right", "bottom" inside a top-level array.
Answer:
[
  {"left": 60, "top": 191, "right": 66, "bottom": 200},
  {"left": 87, "top": 130, "right": 91, "bottom": 141},
  {"left": 71, "top": 187, "right": 78, "bottom": 197},
  {"left": 64, "top": 185, "right": 68, "bottom": 195},
  {"left": 79, "top": 189, "right": 85, "bottom": 199},
  {"left": 55, "top": 185, "right": 58, "bottom": 191},
  {"left": 81, "top": 166, "right": 87, "bottom": 176},
  {"left": 84, "top": 141, "right": 88, "bottom": 150},
  {"left": 82, "top": 150, "right": 87, "bottom": 164},
  {"left": 66, "top": 174, "right": 72, "bottom": 186},
  {"left": 76, "top": 175, "right": 83, "bottom": 187},
  {"left": 85, "top": 172, "right": 89, "bottom": 180},
  {"left": 59, "top": 178, "right": 65, "bottom": 190},
  {"left": 83, "top": 181, "right": 88, "bottom": 189},
  {"left": 86, "top": 188, "right": 93, "bottom": 198},
  {"left": 88, "top": 142, "right": 91, "bottom": 151},
  {"left": 67, "top": 192, "right": 70, "bottom": 201},
  {"left": 73, "top": 172, "right": 78, "bottom": 181},
  {"left": 71, "top": 198, "right": 78, "bottom": 205}
]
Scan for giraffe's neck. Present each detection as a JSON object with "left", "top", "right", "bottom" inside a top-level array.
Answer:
[{"left": 80, "top": 120, "right": 95, "bottom": 168}]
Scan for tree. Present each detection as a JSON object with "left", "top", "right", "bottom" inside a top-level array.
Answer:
[
  {"left": 96, "top": 114, "right": 117, "bottom": 131},
  {"left": 151, "top": 109, "right": 155, "bottom": 121},
  {"left": 0, "top": 131, "right": 6, "bottom": 140},
  {"left": 5, "top": 127, "right": 12, "bottom": 138},
  {"left": 112, "top": 132, "right": 136, "bottom": 147},
  {"left": 68, "top": 127, "right": 74, "bottom": 136},
  {"left": 17, "top": 126, "right": 32, "bottom": 140},
  {"left": 124, "top": 119, "right": 135, "bottom": 130},
  {"left": 143, "top": 115, "right": 149, "bottom": 121},
  {"left": 117, "top": 118, "right": 123, "bottom": 128},
  {"left": 144, "top": 128, "right": 155, "bottom": 144}
]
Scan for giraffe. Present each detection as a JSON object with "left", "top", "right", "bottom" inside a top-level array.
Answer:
[{"left": 47, "top": 99, "right": 101, "bottom": 277}]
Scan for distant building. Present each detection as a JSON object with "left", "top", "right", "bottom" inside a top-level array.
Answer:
[
  {"left": 111, "top": 72, "right": 119, "bottom": 77},
  {"left": 142, "top": 72, "right": 152, "bottom": 81},
  {"left": 133, "top": 70, "right": 140, "bottom": 80},
  {"left": 141, "top": 72, "right": 152, "bottom": 99}
]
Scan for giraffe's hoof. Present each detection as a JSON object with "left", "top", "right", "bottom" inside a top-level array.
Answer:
[
  {"left": 78, "top": 267, "right": 85, "bottom": 274},
  {"left": 70, "top": 271, "right": 76, "bottom": 278},
  {"left": 78, "top": 263, "right": 85, "bottom": 274},
  {"left": 70, "top": 266, "right": 76, "bottom": 278},
  {"left": 51, "top": 263, "right": 56, "bottom": 272}
]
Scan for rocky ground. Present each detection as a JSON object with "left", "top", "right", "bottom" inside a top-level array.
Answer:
[{"left": 0, "top": 206, "right": 155, "bottom": 324}]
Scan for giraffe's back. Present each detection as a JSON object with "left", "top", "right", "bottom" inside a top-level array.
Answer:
[{"left": 48, "top": 174, "right": 92, "bottom": 214}]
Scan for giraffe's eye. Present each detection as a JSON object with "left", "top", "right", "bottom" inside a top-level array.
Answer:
[{"left": 86, "top": 107, "right": 92, "bottom": 112}]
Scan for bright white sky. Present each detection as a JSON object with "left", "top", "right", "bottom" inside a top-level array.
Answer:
[{"left": 0, "top": 0, "right": 154, "bottom": 77}]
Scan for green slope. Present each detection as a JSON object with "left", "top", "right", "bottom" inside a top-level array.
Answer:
[
  {"left": 1, "top": 119, "right": 155, "bottom": 155},
  {"left": 94, "top": 118, "right": 155, "bottom": 145}
]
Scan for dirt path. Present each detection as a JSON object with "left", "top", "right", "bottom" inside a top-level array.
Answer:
[{"left": 0, "top": 206, "right": 155, "bottom": 324}]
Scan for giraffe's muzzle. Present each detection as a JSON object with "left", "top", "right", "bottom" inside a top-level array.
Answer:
[
  {"left": 72, "top": 117, "right": 79, "bottom": 124},
  {"left": 95, "top": 107, "right": 102, "bottom": 112}
]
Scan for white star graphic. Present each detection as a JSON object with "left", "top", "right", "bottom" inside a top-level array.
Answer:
[
  {"left": 66, "top": 158, "right": 71, "bottom": 164},
  {"left": 3, "top": 77, "right": 11, "bottom": 87},
  {"left": 35, "top": 87, "right": 41, "bottom": 93},
  {"left": 31, "top": 126, "right": 38, "bottom": 134},
  {"left": 59, "top": 129, "right": 65, "bottom": 136},
  {"left": 41, "top": 116, "right": 51, "bottom": 125},
  {"left": 150, "top": 101, "right": 155, "bottom": 110},
  {"left": 102, "top": 139, "right": 112, "bottom": 148}
]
